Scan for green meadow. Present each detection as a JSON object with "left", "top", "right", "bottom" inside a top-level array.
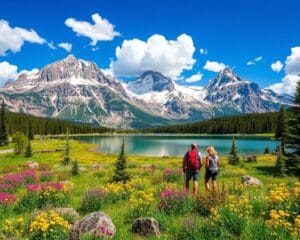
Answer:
[{"left": 0, "top": 138, "right": 299, "bottom": 239}]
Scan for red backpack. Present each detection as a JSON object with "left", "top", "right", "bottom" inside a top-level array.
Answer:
[{"left": 186, "top": 150, "right": 200, "bottom": 170}]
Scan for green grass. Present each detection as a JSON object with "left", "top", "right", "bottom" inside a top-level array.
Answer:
[{"left": 0, "top": 139, "right": 298, "bottom": 239}]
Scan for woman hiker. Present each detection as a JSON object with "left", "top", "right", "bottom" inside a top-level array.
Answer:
[
  {"left": 205, "top": 146, "right": 220, "bottom": 192},
  {"left": 182, "top": 143, "right": 203, "bottom": 195}
]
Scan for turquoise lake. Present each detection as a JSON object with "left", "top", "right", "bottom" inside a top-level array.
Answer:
[{"left": 72, "top": 135, "right": 280, "bottom": 157}]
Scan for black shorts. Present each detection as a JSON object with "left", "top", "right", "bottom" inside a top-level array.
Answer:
[{"left": 205, "top": 170, "right": 218, "bottom": 181}]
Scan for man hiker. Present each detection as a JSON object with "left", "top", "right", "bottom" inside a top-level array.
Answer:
[{"left": 182, "top": 143, "right": 203, "bottom": 195}]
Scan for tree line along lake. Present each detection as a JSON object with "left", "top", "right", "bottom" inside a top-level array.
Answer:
[{"left": 69, "top": 134, "right": 279, "bottom": 157}]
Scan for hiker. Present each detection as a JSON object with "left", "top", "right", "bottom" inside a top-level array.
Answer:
[
  {"left": 205, "top": 146, "right": 219, "bottom": 192},
  {"left": 182, "top": 143, "right": 203, "bottom": 195}
]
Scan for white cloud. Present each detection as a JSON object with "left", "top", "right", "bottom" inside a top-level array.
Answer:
[
  {"left": 203, "top": 60, "right": 227, "bottom": 72},
  {"left": 47, "top": 42, "right": 56, "bottom": 50},
  {"left": 199, "top": 48, "right": 207, "bottom": 55},
  {"left": 285, "top": 47, "right": 300, "bottom": 75},
  {"left": 271, "top": 60, "right": 283, "bottom": 73},
  {"left": 269, "top": 74, "right": 300, "bottom": 95},
  {"left": 0, "top": 19, "right": 46, "bottom": 55},
  {"left": 185, "top": 72, "right": 203, "bottom": 83},
  {"left": 0, "top": 61, "right": 18, "bottom": 86},
  {"left": 247, "top": 56, "right": 263, "bottom": 66},
  {"left": 65, "top": 13, "right": 120, "bottom": 46},
  {"left": 58, "top": 42, "right": 72, "bottom": 52},
  {"left": 110, "top": 34, "right": 196, "bottom": 79},
  {"left": 268, "top": 47, "right": 300, "bottom": 95}
]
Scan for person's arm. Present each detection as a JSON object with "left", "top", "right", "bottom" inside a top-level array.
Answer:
[
  {"left": 205, "top": 156, "right": 210, "bottom": 169},
  {"left": 182, "top": 152, "right": 187, "bottom": 173}
]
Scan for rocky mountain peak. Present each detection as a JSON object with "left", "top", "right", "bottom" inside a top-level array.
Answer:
[{"left": 126, "top": 70, "right": 175, "bottom": 94}]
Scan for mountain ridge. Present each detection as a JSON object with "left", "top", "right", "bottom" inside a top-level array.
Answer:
[{"left": 0, "top": 55, "right": 293, "bottom": 129}]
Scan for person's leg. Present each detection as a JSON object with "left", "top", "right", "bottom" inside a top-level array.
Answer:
[
  {"left": 212, "top": 172, "right": 218, "bottom": 191},
  {"left": 185, "top": 171, "right": 191, "bottom": 193},
  {"left": 205, "top": 171, "right": 210, "bottom": 192},
  {"left": 193, "top": 181, "right": 198, "bottom": 195},
  {"left": 193, "top": 170, "right": 200, "bottom": 195}
]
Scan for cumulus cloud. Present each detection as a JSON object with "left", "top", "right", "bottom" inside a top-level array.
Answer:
[
  {"left": 285, "top": 47, "right": 300, "bottom": 75},
  {"left": 199, "top": 48, "right": 207, "bottom": 55},
  {"left": 0, "top": 20, "right": 46, "bottom": 55},
  {"left": 268, "top": 47, "right": 300, "bottom": 95},
  {"left": 58, "top": 42, "right": 72, "bottom": 52},
  {"left": 271, "top": 60, "right": 283, "bottom": 73},
  {"left": 269, "top": 74, "right": 300, "bottom": 95},
  {"left": 185, "top": 72, "right": 203, "bottom": 83},
  {"left": 110, "top": 34, "right": 196, "bottom": 79},
  {"left": 0, "top": 61, "right": 18, "bottom": 86},
  {"left": 65, "top": 13, "right": 120, "bottom": 46},
  {"left": 203, "top": 60, "right": 227, "bottom": 72},
  {"left": 247, "top": 56, "right": 263, "bottom": 66}
]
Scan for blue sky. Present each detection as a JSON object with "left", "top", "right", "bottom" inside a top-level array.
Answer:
[{"left": 0, "top": 0, "right": 299, "bottom": 94}]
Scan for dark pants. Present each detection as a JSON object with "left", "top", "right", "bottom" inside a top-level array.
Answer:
[{"left": 205, "top": 170, "right": 218, "bottom": 182}]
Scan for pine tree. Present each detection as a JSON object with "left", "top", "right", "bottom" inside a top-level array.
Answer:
[
  {"left": 28, "top": 121, "right": 34, "bottom": 140},
  {"left": 275, "top": 106, "right": 288, "bottom": 153},
  {"left": 264, "top": 145, "right": 270, "bottom": 154},
  {"left": 25, "top": 140, "right": 33, "bottom": 157},
  {"left": 71, "top": 160, "right": 79, "bottom": 176},
  {"left": 275, "top": 147, "right": 287, "bottom": 177},
  {"left": 0, "top": 100, "right": 8, "bottom": 146},
  {"left": 62, "top": 130, "right": 70, "bottom": 165},
  {"left": 286, "top": 79, "right": 300, "bottom": 177},
  {"left": 112, "top": 139, "right": 130, "bottom": 183},
  {"left": 228, "top": 136, "right": 240, "bottom": 165}
]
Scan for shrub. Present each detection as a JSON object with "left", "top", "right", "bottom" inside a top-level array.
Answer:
[
  {"left": 125, "top": 190, "right": 154, "bottom": 223},
  {"left": 71, "top": 160, "right": 79, "bottom": 176},
  {"left": 0, "top": 170, "right": 37, "bottom": 188},
  {"left": 80, "top": 188, "right": 108, "bottom": 213},
  {"left": 13, "top": 132, "right": 28, "bottom": 155},
  {"left": 29, "top": 211, "right": 70, "bottom": 240},
  {"left": 158, "top": 189, "right": 195, "bottom": 215},
  {"left": 174, "top": 218, "right": 201, "bottom": 240},
  {"left": 163, "top": 169, "right": 182, "bottom": 183},
  {"left": 196, "top": 185, "right": 227, "bottom": 217},
  {"left": 102, "top": 182, "right": 133, "bottom": 203},
  {"left": 39, "top": 171, "right": 53, "bottom": 182},
  {"left": 0, "top": 217, "right": 25, "bottom": 239}
]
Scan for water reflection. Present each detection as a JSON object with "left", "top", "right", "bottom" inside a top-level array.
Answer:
[{"left": 73, "top": 135, "right": 280, "bottom": 157}]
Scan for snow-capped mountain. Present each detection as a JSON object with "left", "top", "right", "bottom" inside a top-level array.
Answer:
[{"left": 0, "top": 55, "right": 293, "bottom": 129}]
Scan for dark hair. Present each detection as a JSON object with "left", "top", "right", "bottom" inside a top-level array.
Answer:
[{"left": 191, "top": 144, "right": 197, "bottom": 149}]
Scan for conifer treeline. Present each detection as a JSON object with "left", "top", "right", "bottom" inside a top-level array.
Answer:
[
  {"left": 6, "top": 112, "right": 111, "bottom": 136},
  {"left": 143, "top": 112, "right": 279, "bottom": 134}
]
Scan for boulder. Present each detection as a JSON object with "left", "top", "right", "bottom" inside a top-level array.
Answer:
[
  {"left": 241, "top": 175, "right": 263, "bottom": 186},
  {"left": 243, "top": 155, "right": 257, "bottom": 163},
  {"left": 132, "top": 217, "right": 160, "bottom": 237},
  {"left": 71, "top": 212, "right": 115, "bottom": 240},
  {"left": 54, "top": 208, "right": 79, "bottom": 223},
  {"left": 25, "top": 161, "right": 39, "bottom": 169}
]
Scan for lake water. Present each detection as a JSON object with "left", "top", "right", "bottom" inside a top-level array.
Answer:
[{"left": 72, "top": 134, "right": 280, "bottom": 157}]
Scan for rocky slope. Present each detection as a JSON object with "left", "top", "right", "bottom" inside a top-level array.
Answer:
[{"left": 0, "top": 55, "right": 293, "bottom": 129}]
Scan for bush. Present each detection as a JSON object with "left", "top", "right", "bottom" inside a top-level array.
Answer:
[
  {"left": 174, "top": 218, "right": 201, "bottom": 240},
  {"left": 13, "top": 132, "right": 28, "bottom": 155},
  {"left": 158, "top": 189, "right": 195, "bottom": 215},
  {"left": 80, "top": 188, "right": 108, "bottom": 213},
  {"left": 125, "top": 190, "right": 155, "bottom": 223},
  {"left": 29, "top": 211, "right": 70, "bottom": 240},
  {"left": 163, "top": 169, "right": 182, "bottom": 183},
  {"left": 196, "top": 185, "right": 227, "bottom": 217}
]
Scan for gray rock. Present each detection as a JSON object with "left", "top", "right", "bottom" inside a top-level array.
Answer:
[
  {"left": 241, "top": 175, "right": 263, "bottom": 186},
  {"left": 71, "top": 212, "right": 115, "bottom": 240},
  {"left": 243, "top": 155, "right": 257, "bottom": 163},
  {"left": 54, "top": 208, "right": 79, "bottom": 223},
  {"left": 132, "top": 217, "right": 160, "bottom": 237}
]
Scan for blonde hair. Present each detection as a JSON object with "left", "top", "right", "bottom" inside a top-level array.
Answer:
[{"left": 207, "top": 146, "right": 218, "bottom": 156}]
